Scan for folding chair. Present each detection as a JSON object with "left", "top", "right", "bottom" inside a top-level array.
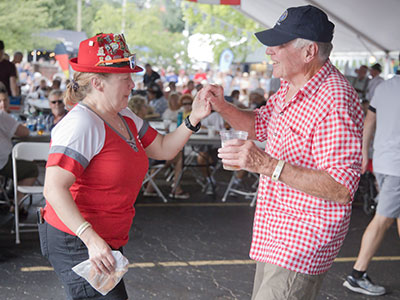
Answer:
[
  {"left": 12, "top": 142, "right": 49, "bottom": 244},
  {"left": 0, "top": 175, "right": 11, "bottom": 206},
  {"left": 142, "top": 163, "right": 168, "bottom": 203},
  {"left": 222, "top": 171, "right": 259, "bottom": 207}
]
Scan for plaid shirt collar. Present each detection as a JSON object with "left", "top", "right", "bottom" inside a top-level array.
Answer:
[{"left": 279, "top": 59, "right": 333, "bottom": 107}]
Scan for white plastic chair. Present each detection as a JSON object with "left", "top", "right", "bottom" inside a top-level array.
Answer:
[
  {"left": 222, "top": 171, "right": 259, "bottom": 207},
  {"left": 142, "top": 163, "right": 168, "bottom": 203},
  {"left": 12, "top": 142, "right": 49, "bottom": 244}
]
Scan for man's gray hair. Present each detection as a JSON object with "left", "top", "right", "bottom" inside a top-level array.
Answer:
[
  {"left": 49, "top": 89, "right": 63, "bottom": 99},
  {"left": 292, "top": 38, "right": 333, "bottom": 62}
]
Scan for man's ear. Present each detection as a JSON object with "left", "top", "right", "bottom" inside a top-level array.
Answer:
[
  {"left": 303, "top": 42, "right": 318, "bottom": 63},
  {"left": 91, "top": 76, "right": 104, "bottom": 92}
]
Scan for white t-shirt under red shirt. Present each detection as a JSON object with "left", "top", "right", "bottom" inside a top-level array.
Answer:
[{"left": 44, "top": 103, "right": 157, "bottom": 249}]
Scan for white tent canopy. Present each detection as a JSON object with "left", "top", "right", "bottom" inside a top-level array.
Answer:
[{"left": 237, "top": 0, "right": 400, "bottom": 55}]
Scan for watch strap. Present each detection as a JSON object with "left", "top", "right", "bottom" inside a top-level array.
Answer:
[
  {"left": 184, "top": 116, "right": 201, "bottom": 132},
  {"left": 271, "top": 160, "right": 285, "bottom": 182}
]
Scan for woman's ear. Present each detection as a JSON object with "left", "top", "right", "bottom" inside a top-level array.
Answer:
[{"left": 91, "top": 76, "right": 104, "bottom": 92}]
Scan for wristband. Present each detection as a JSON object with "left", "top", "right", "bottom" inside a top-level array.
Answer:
[
  {"left": 184, "top": 116, "right": 201, "bottom": 133},
  {"left": 75, "top": 221, "right": 91, "bottom": 238},
  {"left": 271, "top": 160, "right": 285, "bottom": 182}
]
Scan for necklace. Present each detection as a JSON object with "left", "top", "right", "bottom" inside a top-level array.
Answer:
[{"left": 115, "top": 116, "right": 125, "bottom": 132}]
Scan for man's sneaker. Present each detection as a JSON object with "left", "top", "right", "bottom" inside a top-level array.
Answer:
[{"left": 343, "top": 273, "right": 386, "bottom": 296}]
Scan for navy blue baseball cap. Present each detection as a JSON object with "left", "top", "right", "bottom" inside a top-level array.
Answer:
[{"left": 255, "top": 5, "right": 334, "bottom": 46}]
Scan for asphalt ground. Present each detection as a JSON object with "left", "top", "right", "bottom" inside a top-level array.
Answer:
[{"left": 0, "top": 167, "right": 399, "bottom": 300}]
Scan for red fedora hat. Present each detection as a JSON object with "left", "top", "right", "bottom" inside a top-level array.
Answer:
[{"left": 69, "top": 33, "right": 143, "bottom": 73}]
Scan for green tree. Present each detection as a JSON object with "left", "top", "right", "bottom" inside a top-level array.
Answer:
[
  {"left": 0, "top": 0, "right": 50, "bottom": 51},
  {"left": 43, "top": 0, "right": 77, "bottom": 30},
  {"left": 91, "top": 1, "right": 189, "bottom": 69},
  {"left": 161, "top": 0, "right": 185, "bottom": 33},
  {"left": 182, "top": 2, "right": 262, "bottom": 64}
]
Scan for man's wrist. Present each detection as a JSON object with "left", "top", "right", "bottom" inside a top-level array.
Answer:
[{"left": 271, "top": 159, "right": 285, "bottom": 182}]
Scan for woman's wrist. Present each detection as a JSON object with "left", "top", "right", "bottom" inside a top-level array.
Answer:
[{"left": 188, "top": 115, "right": 200, "bottom": 127}]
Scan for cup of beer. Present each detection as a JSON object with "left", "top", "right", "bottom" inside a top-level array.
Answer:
[{"left": 219, "top": 129, "right": 248, "bottom": 171}]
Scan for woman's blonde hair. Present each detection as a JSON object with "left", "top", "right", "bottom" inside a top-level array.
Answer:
[{"left": 64, "top": 72, "right": 110, "bottom": 108}]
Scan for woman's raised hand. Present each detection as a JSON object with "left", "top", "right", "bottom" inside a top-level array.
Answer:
[{"left": 189, "top": 85, "right": 214, "bottom": 124}]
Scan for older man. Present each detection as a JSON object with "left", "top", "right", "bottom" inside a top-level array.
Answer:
[
  {"left": 207, "top": 5, "right": 363, "bottom": 300},
  {"left": 45, "top": 89, "right": 67, "bottom": 131}
]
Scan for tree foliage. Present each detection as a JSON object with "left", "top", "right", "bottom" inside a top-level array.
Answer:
[
  {"left": 0, "top": 0, "right": 260, "bottom": 68},
  {"left": 182, "top": 2, "right": 263, "bottom": 63},
  {"left": 0, "top": 0, "right": 49, "bottom": 50},
  {"left": 91, "top": 1, "right": 189, "bottom": 69}
]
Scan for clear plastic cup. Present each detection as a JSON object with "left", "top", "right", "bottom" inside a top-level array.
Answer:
[{"left": 219, "top": 129, "right": 248, "bottom": 171}]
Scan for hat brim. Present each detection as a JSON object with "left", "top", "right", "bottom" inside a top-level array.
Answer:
[
  {"left": 69, "top": 57, "right": 143, "bottom": 73},
  {"left": 255, "top": 28, "right": 299, "bottom": 47}
]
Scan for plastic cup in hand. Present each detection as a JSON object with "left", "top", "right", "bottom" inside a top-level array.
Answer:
[{"left": 219, "top": 129, "right": 248, "bottom": 171}]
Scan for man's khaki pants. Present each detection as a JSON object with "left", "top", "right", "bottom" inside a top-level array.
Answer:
[{"left": 251, "top": 262, "right": 326, "bottom": 300}]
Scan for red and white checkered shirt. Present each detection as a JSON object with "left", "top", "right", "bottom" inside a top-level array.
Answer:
[{"left": 251, "top": 60, "right": 363, "bottom": 275}]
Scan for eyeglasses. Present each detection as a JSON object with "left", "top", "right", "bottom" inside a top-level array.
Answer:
[
  {"left": 182, "top": 102, "right": 192, "bottom": 106},
  {"left": 50, "top": 100, "right": 63, "bottom": 105},
  {"left": 95, "top": 54, "right": 137, "bottom": 70}
]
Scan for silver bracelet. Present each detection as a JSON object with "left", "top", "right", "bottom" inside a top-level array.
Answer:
[{"left": 75, "top": 221, "right": 91, "bottom": 238}]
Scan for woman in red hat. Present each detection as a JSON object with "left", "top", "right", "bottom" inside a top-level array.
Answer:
[{"left": 38, "top": 33, "right": 212, "bottom": 299}]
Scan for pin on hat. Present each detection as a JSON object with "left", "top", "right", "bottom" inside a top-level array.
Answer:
[
  {"left": 69, "top": 33, "right": 143, "bottom": 73},
  {"left": 255, "top": 5, "right": 335, "bottom": 47}
]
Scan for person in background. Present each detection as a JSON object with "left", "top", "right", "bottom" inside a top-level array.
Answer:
[
  {"left": 162, "top": 92, "right": 181, "bottom": 122},
  {"left": 343, "top": 70, "right": 400, "bottom": 297},
  {"left": 196, "top": 110, "right": 226, "bottom": 194},
  {"left": 36, "top": 78, "right": 50, "bottom": 99},
  {"left": 179, "top": 94, "right": 193, "bottom": 120},
  {"left": 0, "top": 40, "right": 19, "bottom": 98},
  {"left": 147, "top": 82, "right": 168, "bottom": 116},
  {"left": 12, "top": 51, "right": 23, "bottom": 65},
  {"left": 45, "top": 89, "right": 67, "bottom": 131},
  {"left": 182, "top": 80, "right": 195, "bottom": 96},
  {"left": 168, "top": 81, "right": 177, "bottom": 93},
  {"left": 366, "top": 63, "right": 384, "bottom": 102},
  {"left": 249, "top": 88, "right": 266, "bottom": 109},
  {"left": 224, "top": 89, "right": 240, "bottom": 105},
  {"left": 143, "top": 63, "right": 161, "bottom": 88},
  {"left": 0, "top": 90, "right": 38, "bottom": 216},
  {"left": 128, "top": 95, "right": 148, "bottom": 119},
  {"left": 51, "top": 78, "right": 62, "bottom": 91},
  {"left": 360, "top": 63, "right": 384, "bottom": 116},
  {"left": 351, "top": 65, "right": 369, "bottom": 102},
  {"left": 195, "top": 83, "right": 204, "bottom": 94},
  {"left": 208, "top": 5, "right": 362, "bottom": 299},
  {"left": 39, "top": 33, "right": 211, "bottom": 300}
]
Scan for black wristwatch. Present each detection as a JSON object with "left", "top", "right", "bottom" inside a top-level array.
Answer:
[{"left": 184, "top": 116, "right": 201, "bottom": 133}]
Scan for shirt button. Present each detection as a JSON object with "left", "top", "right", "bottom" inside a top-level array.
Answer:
[
  {"left": 274, "top": 132, "right": 277, "bottom": 137},
  {"left": 279, "top": 112, "right": 284, "bottom": 116}
]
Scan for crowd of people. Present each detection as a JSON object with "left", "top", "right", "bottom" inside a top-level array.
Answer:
[{"left": 1, "top": 4, "right": 399, "bottom": 299}]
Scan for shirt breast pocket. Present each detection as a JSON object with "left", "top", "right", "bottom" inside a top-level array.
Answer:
[{"left": 281, "top": 126, "right": 308, "bottom": 164}]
